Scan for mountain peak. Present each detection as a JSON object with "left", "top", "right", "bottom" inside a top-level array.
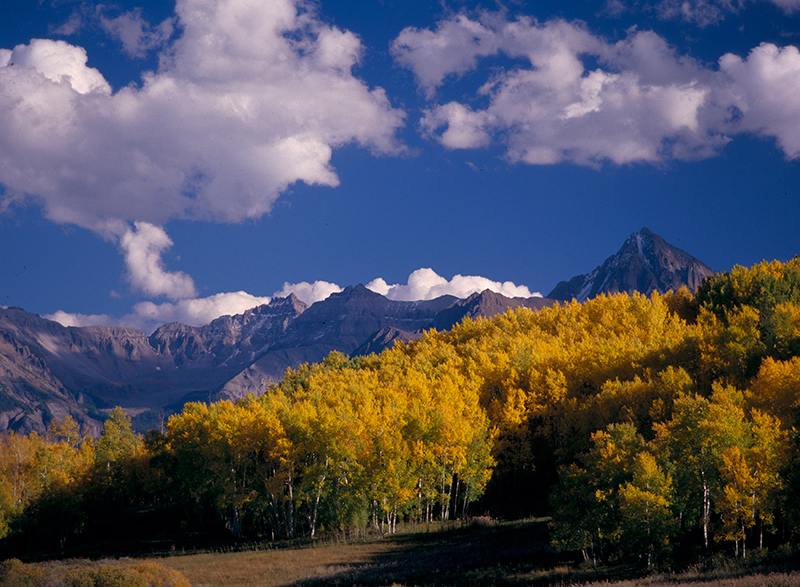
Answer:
[{"left": 547, "top": 229, "right": 714, "bottom": 303}]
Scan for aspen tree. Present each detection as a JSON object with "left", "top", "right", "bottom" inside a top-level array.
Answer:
[
  {"left": 618, "top": 452, "right": 675, "bottom": 567},
  {"left": 719, "top": 446, "right": 755, "bottom": 557}
]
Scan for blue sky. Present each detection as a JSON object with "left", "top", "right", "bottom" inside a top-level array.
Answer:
[{"left": 1, "top": 0, "right": 799, "bottom": 333}]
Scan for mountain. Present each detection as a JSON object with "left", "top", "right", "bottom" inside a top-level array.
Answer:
[
  {"left": 348, "top": 290, "right": 557, "bottom": 359},
  {"left": 0, "top": 299, "right": 306, "bottom": 434},
  {"left": 0, "top": 287, "right": 550, "bottom": 433},
  {"left": 547, "top": 227, "right": 714, "bottom": 303},
  {"left": 214, "top": 285, "right": 460, "bottom": 400},
  {"left": 351, "top": 327, "right": 423, "bottom": 358},
  {"left": 0, "top": 229, "right": 716, "bottom": 435},
  {"left": 429, "top": 289, "right": 555, "bottom": 332}
]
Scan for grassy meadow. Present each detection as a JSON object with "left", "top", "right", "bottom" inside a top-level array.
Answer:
[
  {"left": 3, "top": 518, "right": 800, "bottom": 586},
  {"left": 157, "top": 519, "right": 800, "bottom": 587}
]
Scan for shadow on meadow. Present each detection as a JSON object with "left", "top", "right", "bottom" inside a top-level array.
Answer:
[
  {"left": 288, "top": 518, "right": 576, "bottom": 586},
  {"left": 283, "top": 519, "right": 800, "bottom": 587}
]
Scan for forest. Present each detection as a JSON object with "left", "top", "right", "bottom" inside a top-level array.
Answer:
[{"left": 3, "top": 258, "right": 800, "bottom": 568}]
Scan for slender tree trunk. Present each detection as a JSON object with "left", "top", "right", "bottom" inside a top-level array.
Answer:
[
  {"left": 702, "top": 474, "right": 710, "bottom": 549},
  {"left": 417, "top": 478, "right": 423, "bottom": 528},
  {"left": 441, "top": 468, "right": 448, "bottom": 522},
  {"left": 742, "top": 521, "right": 746, "bottom": 558},
  {"left": 287, "top": 472, "right": 294, "bottom": 539},
  {"left": 310, "top": 464, "right": 327, "bottom": 539},
  {"left": 267, "top": 492, "right": 282, "bottom": 539}
]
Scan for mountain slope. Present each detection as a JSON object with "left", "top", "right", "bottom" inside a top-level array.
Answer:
[
  {"left": 429, "top": 289, "right": 555, "bottom": 331},
  {"left": 0, "top": 230, "right": 715, "bottom": 434},
  {"left": 215, "top": 285, "right": 461, "bottom": 400},
  {"left": 547, "top": 228, "right": 714, "bottom": 303},
  {"left": 0, "top": 287, "right": 543, "bottom": 430}
]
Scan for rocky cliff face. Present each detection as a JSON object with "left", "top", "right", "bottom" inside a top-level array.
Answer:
[
  {"left": 547, "top": 228, "right": 714, "bottom": 303},
  {"left": 149, "top": 295, "right": 307, "bottom": 369}
]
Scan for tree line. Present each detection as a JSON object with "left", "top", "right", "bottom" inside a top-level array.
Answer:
[{"left": 3, "top": 258, "right": 800, "bottom": 564}]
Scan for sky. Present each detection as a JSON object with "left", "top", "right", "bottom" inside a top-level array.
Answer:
[{"left": 1, "top": 0, "right": 799, "bottom": 334}]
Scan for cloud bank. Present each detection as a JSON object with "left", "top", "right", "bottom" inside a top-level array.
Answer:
[
  {"left": 2, "top": 0, "right": 408, "bottom": 331},
  {"left": 46, "top": 291, "right": 273, "bottom": 332},
  {"left": 0, "top": 0, "right": 404, "bottom": 231},
  {"left": 366, "top": 268, "right": 539, "bottom": 301},
  {"left": 46, "top": 268, "right": 538, "bottom": 333},
  {"left": 393, "top": 13, "right": 800, "bottom": 166},
  {"left": 273, "top": 281, "right": 344, "bottom": 305}
]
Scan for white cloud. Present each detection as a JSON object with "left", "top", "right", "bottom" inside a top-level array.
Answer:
[
  {"left": 367, "top": 268, "right": 539, "bottom": 301},
  {"left": 50, "top": 10, "right": 84, "bottom": 37},
  {"left": 47, "top": 291, "right": 273, "bottom": 333},
  {"left": 273, "top": 281, "right": 343, "bottom": 305},
  {"left": 392, "top": 14, "right": 501, "bottom": 99},
  {"left": 45, "top": 268, "right": 539, "bottom": 333},
  {"left": 98, "top": 8, "right": 175, "bottom": 59},
  {"left": 44, "top": 310, "right": 122, "bottom": 329},
  {"left": 0, "top": 0, "right": 405, "bottom": 232},
  {"left": 119, "top": 222, "right": 198, "bottom": 300},
  {"left": 654, "top": 0, "right": 744, "bottom": 26},
  {"left": 4, "top": 38, "right": 111, "bottom": 94},
  {"left": 131, "top": 291, "right": 273, "bottom": 328},
  {"left": 716, "top": 43, "right": 800, "bottom": 158},
  {"left": 394, "top": 12, "right": 800, "bottom": 165}
]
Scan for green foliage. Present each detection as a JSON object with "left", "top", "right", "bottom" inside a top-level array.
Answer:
[{"left": 695, "top": 258, "right": 800, "bottom": 378}]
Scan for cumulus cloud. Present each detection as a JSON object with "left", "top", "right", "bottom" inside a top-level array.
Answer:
[
  {"left": 131, "top": 291, "right": 273, "bottom": 328},
  {"left": 393, "top": 12, "right": 800, "bottom": 166},
  {"left": 45, "top": 268, "right": 538, "bottom": 333},
  {"left": 366, "top": 268, "right": 539, "bottom": 301},
  {"left": 119, "top": 222, "right": 197, "bottom": 300},
  {"left": 394, "top": 15, "right": 723, "bottom": 165},
  {"left": 0, "top": 0, "right": 405, "bottom": 232},
  {"left": 273, "top": 281, "right": 343, "bottom": 305},
  {"left": 44, "top": 310, "right": 123, "bottom": 329},
  {"left": 0, "top": 38, "right": 110, "bottom": 94},
  {"left": 47, "top": 290, "right": 273, "bottom": 333},
  {"left": 716, "top": 43, "right": 800, "bottom": 158}
]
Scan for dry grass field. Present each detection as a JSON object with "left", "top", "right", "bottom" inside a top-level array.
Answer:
[
  {"left": 159, "top": 541, "right": 398, "bottom": 587},
  {"left": 155, "top": 520, "right": 800, "bottom": 587},
  {"left": 4, "top": 519, "right": 800, "bottom": 586}
]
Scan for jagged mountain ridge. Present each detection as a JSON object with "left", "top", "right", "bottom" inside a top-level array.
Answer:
[
  {"left": 0, "top": 228, "right": 716, "bottom": 434},
  {"left": 0, "top": 286, "right": 530, "bottom": 432},
  {"left": 547, "top": 227, "right": 714, "bottom": 303},
  {"left": 215, "top": 285, "right": 463, "bottom": 400},
  {"left": 348, "top": 289, "right": 556, "bottom": 361}
]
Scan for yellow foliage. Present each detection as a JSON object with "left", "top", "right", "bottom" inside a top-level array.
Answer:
[{"left": 747, "top": 356, "right": 800, "bottom": 427}]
